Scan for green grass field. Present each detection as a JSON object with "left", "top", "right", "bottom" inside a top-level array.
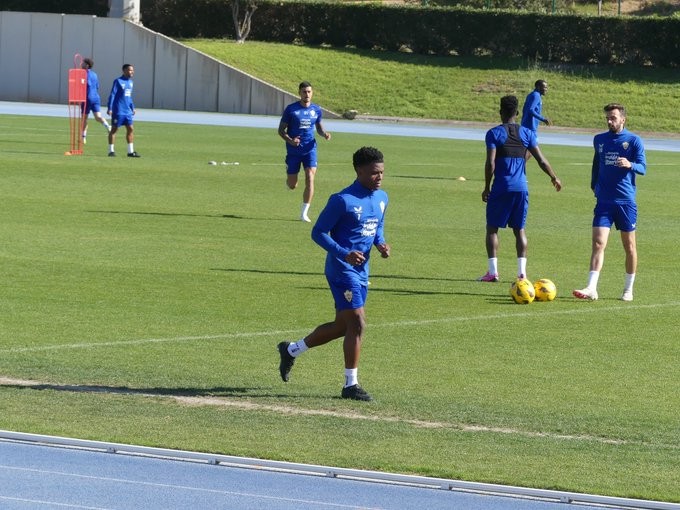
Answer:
[
  {"left": 184, "top": 39, "right": 680, "bottom": 134},
  {"left": 1, "top": 115, "right": 679, "bottom": 502}
]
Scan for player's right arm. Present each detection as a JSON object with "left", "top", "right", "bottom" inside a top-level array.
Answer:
[
  {"left": 278, "top": 120, "right": 299, "bottom": 146},
  {"left": 107, "top": 80, "right": 119, "bottom": 115},
  {"left": 482, "top": 147, "right": 495, "bottom": 202},
  {"left": 311, "top": 195, "right": 350, "bottom": 261}
]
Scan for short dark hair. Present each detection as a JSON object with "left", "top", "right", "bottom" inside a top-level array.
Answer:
[
  {"left": 299, "top": 81, "right": 312, "bottom": 90},
  {"left": 535, "top": 79, "right": 547, "bottom": 89},
  {"left": 82, "top": 58, "right": 94, "bottom": 69},
  {"left": 500, "top": 95, "right": 519, "bottom": 117},
  {"left": 353, "top": 146, "right": 384, "bottom": 168},
  {"left": 122, "top": 63, "right": 133, "bottom": 71},
  {"left": 604, "top": 103, "right": 626, "bottom": 117}
]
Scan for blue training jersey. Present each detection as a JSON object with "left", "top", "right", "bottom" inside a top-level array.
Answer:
[
  {"left": 592, "top": 128, "right": 646, "bottom": 204},
  {"left": 311, "top": 180, "right": 388, "bottom": 285},
  {"left": 521, "top": 90, "right": 545, "bottom": 132},
  {"left": 107, "top": 75, "right": 134, "bottom": 115},
  {"left": 86, "top": 69, "right": 100, "bottom": 103},
  {"left": 486, "top": 123, "right": 536, "bottom": 193},
  {"left": 280, "top": 101, "right": 323, "bottom": 155}
]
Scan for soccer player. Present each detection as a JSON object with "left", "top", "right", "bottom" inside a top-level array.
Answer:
[
  {"left": 107, "top": 64, "right": 140, "bottom": 157},
  {"left": 278, "top": 81, "right": 331, "bottom": 222},
  {"left": 521, "top": 80, "right": 552, "bottom": 136},
  {"left": 478, "top": 95, "right": 561, "bottom": 282},
  {"left": 277, "top": 146, "right": 390, "bottom": 402},
  {"left": 573, "top": 103, "right": 646, "bottom": 302},
  {"left": 80, "top": 58, "right": 110, "bottom": 144}
]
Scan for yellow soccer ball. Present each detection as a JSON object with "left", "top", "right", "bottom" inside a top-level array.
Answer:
[
  {"left": 510, "top": 278, "right": 535, "bottom": 304},
  {"left": 533, "top": 278, "right": 557, "bottom": 302}
]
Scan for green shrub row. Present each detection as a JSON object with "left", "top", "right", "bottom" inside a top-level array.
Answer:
[
  {"left": 5, "top": 0, "right": 678, "bottom": 67},
  {"left": 141, "top": 0, "right": 679, "bottom": 67}
]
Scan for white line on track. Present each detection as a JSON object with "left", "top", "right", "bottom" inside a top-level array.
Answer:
[
  {"left": 2, "top": 301, "right": 680, "bottom": 354},
  {"left": 0, "top": 466, "right": 375, "bottom": 509}
]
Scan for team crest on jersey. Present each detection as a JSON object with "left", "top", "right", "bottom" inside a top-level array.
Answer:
[
  {"left": 622, "top": 142, "right": 629, "bottom": 150},
  {"left": 344, "top": 289, "right": 353, "bottom": 302},
  {"left": 353, "top": 206, "right": 362, "bottom": 220}
]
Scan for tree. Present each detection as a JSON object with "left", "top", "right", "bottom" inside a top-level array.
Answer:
[{"left": 232, "top": 0, "right": 257, "bottom": 43}]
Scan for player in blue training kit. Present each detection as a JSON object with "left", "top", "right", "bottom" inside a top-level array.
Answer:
[
  {"left": 573, "top": 103, "right": 646, "bottom": 302},
  {"left": 107, "top": 64, "right": 140, "bottom": 157},
  {"left": 521, "top": 80, "right": 552, "bottom": 136},
  {"left": 278, "top": 81, "right": 331, "bottom": 222},
  {"left": 80, "top": 58, "right": 110, "bottom": 145},
  {"left": 479, "top": 95, "right": 561, "bottom": 283},
  {"left": 277, "top": 146, "right": 390, "bottom": 402}
]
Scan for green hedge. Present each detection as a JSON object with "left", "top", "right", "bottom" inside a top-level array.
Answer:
[
  {"left": 141, "top": 0, "right": 680, "bottom": 66},
  {"left": 6, "top": 0, "right": 679, "bottom": 66}
]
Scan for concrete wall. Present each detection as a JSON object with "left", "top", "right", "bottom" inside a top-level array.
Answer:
[{"left": 0, "top": 11, "right": 337, "bottom": 117}]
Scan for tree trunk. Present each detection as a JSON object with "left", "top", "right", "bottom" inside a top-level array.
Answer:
[{"left": 232, "top": 0, "right": 258, "bottom": 43}]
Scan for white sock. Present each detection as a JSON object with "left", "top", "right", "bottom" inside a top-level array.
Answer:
[
  {"left": 109, "top": 144, "right": 114, "bottom": 153},
  {"left": 587, "top": 270, "right": 600, "bottom": 290},
  {"left": 128, "top": 143, "right": 134, "bottom": 154},
  {"left": 82, "top": 130, "right": 87, "bottom": 138},
  {"left": 102, "top": 120, "right": 111, "bottom": 130},
  {"left": 288, "top": 339, "right": 308, "bottom": 358},
  {"left": 624, "top": 273, "right": 635, "bottom": 292},
  {"left": 488, "top": 257, "right": 498, "bottom": 275},
  {"left": 301, "top": 203, "right": 310, "bottom": 219},
  {"left": 344, "top": 368, "right": 358, "bottom": 388},
  {"left": 518, "top": 257, "right": 527, "bottom": 278}
]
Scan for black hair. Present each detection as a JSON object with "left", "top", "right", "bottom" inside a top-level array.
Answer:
[
  {"left": 122, "top": 63, "right": 133, "bottom": 71},
  {"left": 353, "top": 146, "right": 384, "bottom": 168},
  {"left": 500, "top": 95, "right": 519, "bottom": 117},
  {"left": 82, "top": 58, "right": 93, "bottom": 69},
  {"left": 299, "top": 81, "right": 312, "bottom": 90},
  {"left": 535, "top": 79, "right": 547, "bottom": 89}
]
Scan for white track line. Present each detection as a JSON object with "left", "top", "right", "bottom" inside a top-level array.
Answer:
[{"left": 2, "top": 301, "right": 679, "bottom": 354}]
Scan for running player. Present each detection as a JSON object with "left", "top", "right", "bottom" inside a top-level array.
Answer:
[
  {"left": 278, "top": 81, "right": 331, "bottom": 222},
  {"left": 277, "top": 147, "right": 390, "bottom": 402}
]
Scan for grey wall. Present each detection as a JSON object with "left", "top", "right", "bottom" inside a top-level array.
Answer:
[{"left": 0, "top": 11, "right": 338, "bottom": 118}]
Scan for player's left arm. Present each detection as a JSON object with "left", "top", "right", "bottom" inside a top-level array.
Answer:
[
  {"left": 616, "top": 137, "right": 646, "bottom": 175},
  {"left": 315, "top": 120, "right": 331, "bottom": 140},
  {"left": 373, "top": 199, "right": 389, "bottom": 258}
]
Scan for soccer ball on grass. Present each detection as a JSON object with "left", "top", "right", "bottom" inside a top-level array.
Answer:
[
  {"left": 533, "top": 278, "right": 557, "bottom": 301},
  {"left": 510, "top": 278, "right": 535, "bottom": 304}
]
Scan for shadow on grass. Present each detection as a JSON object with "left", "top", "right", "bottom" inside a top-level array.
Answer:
[
  {"left": 0, "top": 380, "right": 338, "bottom": 401},
  {"left": 87, "top": 210, "right": 247, "bottom": 220},
  {"left": 211, "top": 268, "right": 475, "bottom": 284},
  {"left": 87, "top": 210, "right": 311, "bottom": 223}
]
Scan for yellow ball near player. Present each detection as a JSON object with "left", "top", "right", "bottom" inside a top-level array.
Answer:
[
  {"left": 510, "top": 278, "right": 535, "bottom": 304},
  {"left": 533, "top": 278, "right": 557, "bottom": 301}
]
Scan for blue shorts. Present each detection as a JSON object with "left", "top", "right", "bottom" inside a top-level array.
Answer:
[
  {"left": 83, "top": 98, "right": 101, "bottom": 115},
  {"left": 328, "top": 280, "right": 368, "bottom": 311},
  {"left": 593, "top": 202, "right": 637, "bottom": 232},
  {"left": 286, "top": 150, "right": 318, "bottom": 175},
  {"left": 112, "top": 113, "right": 134, "bottom": 128},
  {"left": 486, "top": 191, "right": 529, "bottom": 229}
]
